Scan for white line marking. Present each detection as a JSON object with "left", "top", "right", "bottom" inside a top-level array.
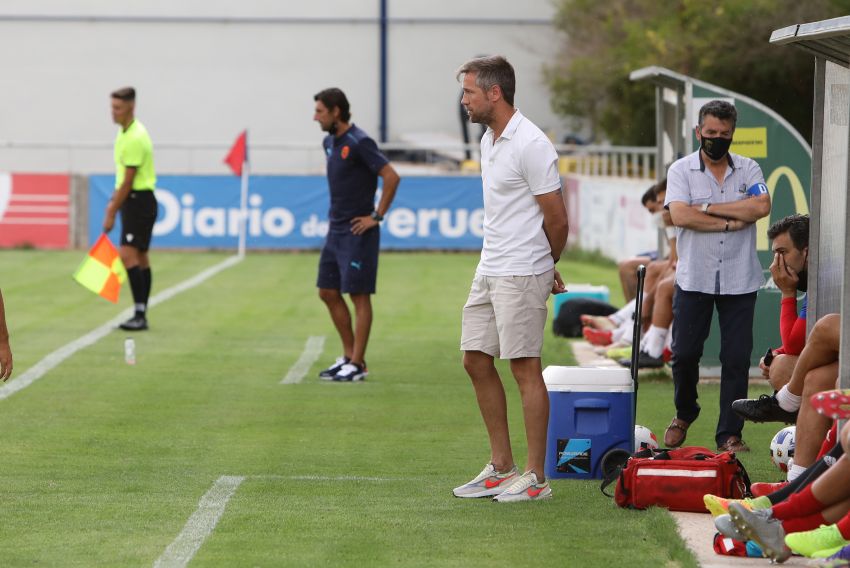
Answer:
[
  {"left": 0, "top": 255, "right": 242, "bottom": 401},
  {"left": 153, "top": 475, "right": 245, "bottom": 568},
  {"left": 280, "top": 335, "right": 325, "bottom": 384},
  {"left": 152, "top": 473, "right": 407, "bottom": 564}
]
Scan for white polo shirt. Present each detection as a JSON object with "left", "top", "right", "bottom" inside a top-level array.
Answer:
[{"left": 477, "top": 110, "right": 561, "bottom": 276}]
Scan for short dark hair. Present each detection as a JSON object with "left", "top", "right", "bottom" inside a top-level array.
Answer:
[
  {"left": 456, "top": 55, "right": 516, "bottom": 106},
  {"left": 698, "top": 100, "right": 737, "bottom": 128},
  {"left": 767, "top": 214, "right": 809, "bottom": 250},
  {"left": 314, "top": 88, "right": 351, "bottom": 123},
  {"left": 111, "top": 87, "right": 136, "bottom": 102},
  {"left": 641, "top": 185, "right": 657, "bottom": 206}
]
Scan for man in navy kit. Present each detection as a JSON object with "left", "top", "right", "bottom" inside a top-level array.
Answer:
[{"left": 313, "top": 88, "right": 400, "bottom": 381}]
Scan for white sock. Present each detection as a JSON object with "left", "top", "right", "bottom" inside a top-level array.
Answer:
[
  {"left": 610, "top": 299, "right": 636, "bottom": 326},
  {"left": 612, "top": 321, "right": 633, "bottom": 344},
  {"left": 775, "top": 385, "right": 802, "bottom": 412},
  {"left": 642, "top": 325, "right": 667, "bottom": 358},
  {"left": 664, "top": 325, "right": 673, "bottom": 350},
  {"left": 787, "top": 462, "right": 806, "bottom": 482}
]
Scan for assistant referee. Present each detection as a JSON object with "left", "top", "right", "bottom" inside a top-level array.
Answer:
[{"left": 103, "top": 87, "right": 158, "bottom": 331}]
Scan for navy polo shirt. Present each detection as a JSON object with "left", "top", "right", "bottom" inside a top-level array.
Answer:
[{"left": 323, "top": 124, "right": 389, "bottom": 230}]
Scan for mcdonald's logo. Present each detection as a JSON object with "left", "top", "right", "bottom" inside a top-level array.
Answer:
[{"left": 756, "top": 166, "right": 810, "bottom": 251}]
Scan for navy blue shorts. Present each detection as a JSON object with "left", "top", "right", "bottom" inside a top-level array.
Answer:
[{"left": 317, "top": 226, "right": 380, "bottom": 294}]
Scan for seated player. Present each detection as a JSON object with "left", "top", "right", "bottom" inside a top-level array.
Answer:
[
  {"left": 732, "top": 214, "right": 810, "bottom": 424},
  {"left": 719, "top": 417, "right": 850, "bottom": 563},
  {"left": 737, "top": 313, "right": 838, "bottom": 481},
  {"left": 617, "top": 180, "right": 667, "bottom": 302}
]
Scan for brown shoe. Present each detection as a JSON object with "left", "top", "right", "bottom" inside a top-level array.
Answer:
[
  {"left": 718, "top": 436, "right": 750, "bottom": 453},
  {"left": 664, "top": 418, "right": 690, "bottom": 448}
]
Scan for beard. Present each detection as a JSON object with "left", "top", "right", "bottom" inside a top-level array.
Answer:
[{"left": 466, "top": 107, "right": 492, "bottom": 125}]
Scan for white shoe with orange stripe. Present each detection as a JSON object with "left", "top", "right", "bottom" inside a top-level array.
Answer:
[
  {"left": 492, "top": 471, "right": 552, "bottom": 502},
  {"left": 452, "top": 463, "right": 518, "bottom": 498}
]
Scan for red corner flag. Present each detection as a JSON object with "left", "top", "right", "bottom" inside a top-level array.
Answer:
[{"left": 224, "top": 130, "right": 248, "bottom": 176}]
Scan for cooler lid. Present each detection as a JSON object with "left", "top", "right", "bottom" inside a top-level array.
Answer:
[
  {"left": 543, "top": 365, "right": 634, "bottom": 391},
  {"left": 564, "top": 283, "right": 609, "bottom": 293}
]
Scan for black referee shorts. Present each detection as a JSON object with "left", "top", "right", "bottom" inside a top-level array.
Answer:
[{"left": 120, "top": 190, "right": 158, "bottom": 252}]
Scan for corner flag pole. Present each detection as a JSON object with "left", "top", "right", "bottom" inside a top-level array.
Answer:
[
  {"left": 238, "top": 158, "right": 249, "bottom": 258},
  {"left": 224, "top": 129, "right": 249, "bottom": 258}
]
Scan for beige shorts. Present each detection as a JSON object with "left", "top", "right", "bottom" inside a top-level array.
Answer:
[{"left": 460, "top": 269, "right": 553, "bottom": 359}]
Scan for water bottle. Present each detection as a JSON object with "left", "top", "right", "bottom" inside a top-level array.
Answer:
[{"left": 124, "top": 338, "right": 136, "bottom": 365}]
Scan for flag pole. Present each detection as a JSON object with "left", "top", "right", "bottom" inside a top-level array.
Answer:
[{"left": 237, "top": 135, "right": 249, "bottom": 258}]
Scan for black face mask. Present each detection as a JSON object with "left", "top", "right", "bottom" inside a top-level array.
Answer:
[
  {"left": 796, "top": 269, "right": 808, "bottom": 292},
  {"left": 700, "top": 135, "right": 732, "bottom": 161}
]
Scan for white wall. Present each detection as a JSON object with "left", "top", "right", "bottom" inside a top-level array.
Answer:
[
  {"left": 0, "top": 0, "right": 563, "bottom": 174},
  {"left": 565, "top": 175, "right": 660, "bottom": 262}
]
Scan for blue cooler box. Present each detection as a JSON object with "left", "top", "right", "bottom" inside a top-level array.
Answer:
[
  {"left": 543, "top": 366, "right": 634, "bottom": 479},
  {"left": 552, "top": 284, "right": 610, "bottom": 318}
]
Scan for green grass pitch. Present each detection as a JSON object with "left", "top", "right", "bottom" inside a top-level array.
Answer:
[{"left": 0, "top": 249, "right": 781, "bottom": 566}]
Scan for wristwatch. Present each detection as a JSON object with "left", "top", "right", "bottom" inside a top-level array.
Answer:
[
  {"left": 370, "top": 211, "right": 384, "bottom": 222},
  {"left": 701, "top": 203, "right": 711, "bottom": 213}
]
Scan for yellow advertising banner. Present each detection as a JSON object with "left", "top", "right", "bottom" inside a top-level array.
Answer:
[{"left": 730, "top": 127, "right": 768, "bottom": 158}]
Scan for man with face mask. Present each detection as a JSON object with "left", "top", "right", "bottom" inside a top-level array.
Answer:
[{"left": 662, "top": 100, "right": 772, "bottom": 453}]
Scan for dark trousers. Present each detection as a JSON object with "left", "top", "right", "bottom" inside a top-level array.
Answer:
[{"left": 670, "top": 285, "right": 757, "bottom": 446}]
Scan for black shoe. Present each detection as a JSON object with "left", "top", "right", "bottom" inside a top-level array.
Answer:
[
  {"left": 319, "top": 356, "right": 350, "bottom": 379},
  {"left": 119, "top": 316, "right": 148, "bottom": 331},
  {"left": 618, "top": 350, "right": 665, "bottom": 369},
  {"left": 731, "top": 394, "right": 797, "bottom": 424},
  {"left": 332, "top": 362, "right": 368, "bottom": 382}
]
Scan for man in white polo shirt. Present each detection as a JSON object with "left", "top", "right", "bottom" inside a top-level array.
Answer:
[{"left": 451, "top": 55, "right": 569, "bottom": 503}]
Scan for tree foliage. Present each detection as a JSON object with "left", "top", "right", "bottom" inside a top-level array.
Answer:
[{"left": 547, "top": 0, "right": 850, "bottom": 145}]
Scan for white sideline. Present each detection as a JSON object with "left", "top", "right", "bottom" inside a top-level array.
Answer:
[
  {"left": 280, "top": 335, "right": 325, "bottom": 384},
  {"left": 0, "top": 255, "right": 242, "bottom": 401},
  {"left": 153, "top": 475, "right": 245, "bottom": 568},
  {"left": 153, "top": 474, "right": 401, "bottom": 566}
]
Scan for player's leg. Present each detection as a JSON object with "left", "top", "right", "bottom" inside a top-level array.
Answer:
[
  {"left": 349, "top": 293, "right": 372, "bottom": 367},
  {"left": 491, "top": 270, "right": 553, "bottom": 502},
  {"left": 509, "top": 356, "right": 548, "bottom": 478},
  {"left": 454, "top": 274, "right": 518, "bottom": 498},
  {"left": 317, "top": 232, "right": 354, "bottom": 377},
  {"left": 794, "top": 362, "right": 839, "bottom": 470},
  {"left": 767, "top": 354, "right": 798, "bottom": 391},
  {"left": 332, "top": 227, "right": 379, "bottom": 381},
  {"left": 118, "top": 191, "right": 156, "bottom": 331},
  {"left": 618, "top": 256, "right": 649, "bottom": 302}
]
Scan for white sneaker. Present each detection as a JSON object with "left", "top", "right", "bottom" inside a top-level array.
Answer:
[
  {"left": 333, "top": 362, "right": 368, "bottom": 382},
  {"left": 492, "top": 471, "right": 552, "bottom": 502},
  {"left": 319, "top": 356, "right": 349, "bottom": 380},
  {"left": 452, "top": 463, "right": 518, "bottom": 498}
]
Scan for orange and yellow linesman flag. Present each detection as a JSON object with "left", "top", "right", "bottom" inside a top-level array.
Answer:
[{"left": 73, "top": 234, "right": 127, "bottom": 303}]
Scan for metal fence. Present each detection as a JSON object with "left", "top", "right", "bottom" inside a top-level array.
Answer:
[{"left": 0, "top": 140, "right": 656, "bottom": 178}]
